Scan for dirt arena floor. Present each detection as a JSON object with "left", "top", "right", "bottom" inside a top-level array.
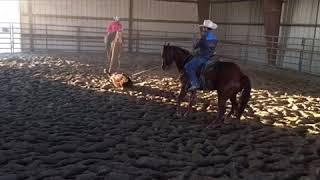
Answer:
[{"left": 0, "top": 52, "right": 319, "bottom": 180}]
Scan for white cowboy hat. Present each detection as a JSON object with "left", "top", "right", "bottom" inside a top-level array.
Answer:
[
  {"left": 113, "top": 16, "right": 120, "bottom": 21},
  {"left": 199, "top": 20, "right": 218, "bottom": 30}
]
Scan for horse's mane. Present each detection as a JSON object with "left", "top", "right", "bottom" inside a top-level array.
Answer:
[
  {"left": 163, "top": 45, "right": 193, "bottom": 71},
  {"left": 168, "top": 45, "right": 191, "bottom": 56}
]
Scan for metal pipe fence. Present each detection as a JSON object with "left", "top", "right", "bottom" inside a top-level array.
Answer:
[{"left": 0, "top": 22, "right": 320, "bottom": 75}]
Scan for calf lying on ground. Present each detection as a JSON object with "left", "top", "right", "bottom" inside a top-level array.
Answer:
[{"left": 106, "top": 71, "right": 133, "bottom": 89}]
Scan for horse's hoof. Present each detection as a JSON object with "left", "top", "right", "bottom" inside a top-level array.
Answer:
[
  {"left": 206, "top": 124, "right": 213, "bottom": 129},
  {"left": 183, "top": 112, "right": 190, "bottom": 118},
  {"left": 206, "top": 123, "right": 219, "bottom": 129},
  {"left": 216, "top": 116, "right": 225, "bottom": 123},
  {"left": 224, "top": 115, "right": 232, "bottom": 124},
  {"left": 234, "top": 118, "right": 241, "bottom": 124},
  {"left": 176, "top": 112, "right": 182, "bottom": 118}
]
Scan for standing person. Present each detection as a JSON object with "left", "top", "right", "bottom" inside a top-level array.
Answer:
[
  {"left": 105, "top": 16, "right": 123, "bottom": 73},
  {"left": 184, "top": 19, "right": 218, "bottom": 91}
]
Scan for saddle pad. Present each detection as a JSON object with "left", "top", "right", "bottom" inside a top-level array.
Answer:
[{"left": 200, "top": 60, "right": 219, "bottom": 90}]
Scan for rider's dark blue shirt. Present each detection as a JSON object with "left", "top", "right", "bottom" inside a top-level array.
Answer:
[{"left": 194, "top": 31, "right": 218, "bottom": 59}]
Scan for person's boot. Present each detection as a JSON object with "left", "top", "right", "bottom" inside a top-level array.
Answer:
[{"left": 188, "top": 83, "right": 200, "bottom": 91}]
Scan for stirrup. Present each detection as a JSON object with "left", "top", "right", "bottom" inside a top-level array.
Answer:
[{"left": 188, "top": 85, "right": 200, "bottom": 91}]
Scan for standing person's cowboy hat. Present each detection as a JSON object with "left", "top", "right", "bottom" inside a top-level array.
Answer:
[
  {"left": 113, "top": 16, "right": 120, "bottom": 21},
  {"left": 199, "top": 20, "right": 218, "bottom": 30}
]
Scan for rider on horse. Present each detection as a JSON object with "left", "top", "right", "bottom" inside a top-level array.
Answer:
[
  {"left": 106, "top": 16, "right": 123, "bottom": 45},
  {"left": 105, "top": 16, "right": 123, "bottom": 73},
  {"left": 185, "top": 20, "right": 218, "bottom": 91}
]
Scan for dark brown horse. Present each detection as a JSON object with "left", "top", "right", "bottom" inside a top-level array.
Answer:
[{"left": 161, "top": 44, "right": 251, "bottom": 126}]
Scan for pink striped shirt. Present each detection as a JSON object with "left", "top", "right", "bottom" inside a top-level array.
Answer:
[{"left": 107, "top": 21, "right": 123, "bottom": 33}]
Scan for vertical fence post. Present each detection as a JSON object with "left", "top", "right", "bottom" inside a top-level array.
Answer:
[
  {"left": 271, "top": 36, "right": 275, "bottom": 66},
  {"left": 191, "top": 33, "right": 196, "bottom": 54},
  {"left": 244, "top": 34, "right": 249, "bottom": 64},
  {"left": 30, "top": 24, "right": 34, "bottom": 52},
  {"left": 165, "top": 31, "right": 169, "bottom": 52},
  {"left": 136, "top": 30, "right": 140, "bottom": 53},
  {"left": 276, "top": 36, "right": 279, "bottom": 66},
  {"left": 299, "top": 38, "right": 306, "bottom": 72},
  {"left": 310, "top": 0, "right": 320, "bottom": 73},
  {"left": 77, "top": 26, "right": 80, "bottom": 52},
  {"left": 10, "top": 23, "right": 13, "bottom": 54},
  {"left": 45, "top": 24, "right": 48, "bottom": 50},
  {"left": 278, "top": 36, "right": 284, "bottom": 68},
  {"left": 12, "top": 23, "right": 15, "bottom": 53},
  {"left": 128, "top": 0, "right": 133, "bottom": 52},
  {"left": 28, "top": 0, "right": 34, "bottom": 52},
  {"left": 192, "top": 33, "right": 196, "bottom": 47},
  {"left": 310, "top": 38, "right": 315, "bottom": 73},
  {"left": 266, "top": 36, "right": 270, "bottom": 65}
]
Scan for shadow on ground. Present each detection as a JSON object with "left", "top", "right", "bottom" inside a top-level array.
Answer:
[{"left": 0, "top": 57, "right": 319, "bottom": 180}]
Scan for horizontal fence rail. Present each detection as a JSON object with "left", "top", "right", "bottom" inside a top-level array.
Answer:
[{"left": 0, "top": 22, "right": 320, "bottom": 75}]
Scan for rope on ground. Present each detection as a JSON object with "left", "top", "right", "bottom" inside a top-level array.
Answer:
[{"left": 131, "top": 66, "right": 159, "bottom": 77}]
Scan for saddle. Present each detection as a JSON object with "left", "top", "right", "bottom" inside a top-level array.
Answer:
[
  {"left": 199, "top": 56, "right": 220, "bottom": 90},
  {"left": 183, "top": 53, "right": 219, "bottom": 90}
]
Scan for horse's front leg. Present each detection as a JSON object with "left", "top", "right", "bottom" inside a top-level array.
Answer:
[
  {"left": 207, "top": 92, "right": 227, "bottom": 128},
  {"left": 117, "top": 44, "right": 123, "bottom": 71},
  {"left": 184, "top": 91, "right": 196, "bottom": 117},
  {"left": 225, "top": 93, "right": 238, "bottom": 124},
  {"left": 176, "top": 84, "right": 187, "bottom": 117}
]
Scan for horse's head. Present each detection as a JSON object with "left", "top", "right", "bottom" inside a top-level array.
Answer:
[
  {"left": 161, "top": 43, "right": 173, "bottom": 71},
  {"left": 161, "top": 43, "right": 191, "bottom": 72}
]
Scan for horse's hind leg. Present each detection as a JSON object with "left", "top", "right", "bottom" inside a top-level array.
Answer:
[
  {"left": 225, "top": 93, "right": 238, "bottom": 123},
  {"left": 118, "top": 45, "right": 122, "bottom": 70},
  {"left": 216, "top": 94, "right": 227, "bottom": 123},
  {"left": 229, "top": 93, "right": 238, "bottom": 116},
  {"left": 117, "top": 57, "right": 121, "bottom": 71},
  {"left": 105, "top": 36, "right": 113, "bottom": 73}
]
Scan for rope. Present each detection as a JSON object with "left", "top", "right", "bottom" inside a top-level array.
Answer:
[{"left": 131, "top": 66, "right": 159, "bottom": 77}]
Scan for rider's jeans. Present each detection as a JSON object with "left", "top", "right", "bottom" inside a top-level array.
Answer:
[{"left": 184, "top": 56, "right": 208, "bottom": 88}]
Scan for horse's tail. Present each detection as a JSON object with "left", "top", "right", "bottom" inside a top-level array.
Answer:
[{"left": 237, "top": 75, "right": 251, "bottom": 119}]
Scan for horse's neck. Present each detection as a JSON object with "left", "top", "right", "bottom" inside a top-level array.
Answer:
[
  {"left": 174, "top": 52, "right": 190, "bottom": 72},
  {"left": 114, "top": 32, "right": 123, "bottom": 43}
]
